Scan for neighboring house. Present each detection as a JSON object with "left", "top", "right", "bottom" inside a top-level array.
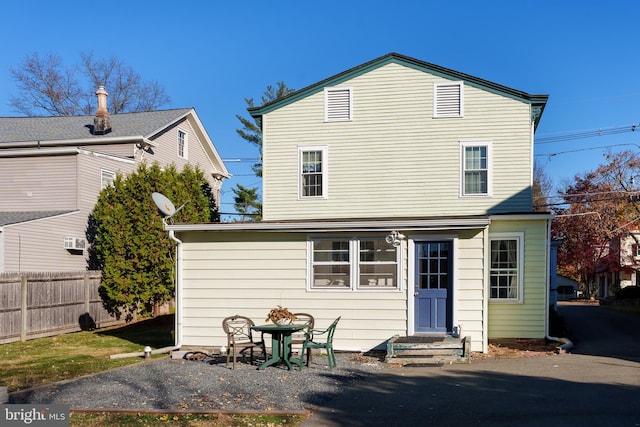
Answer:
[
  {"left": 167, "top": 53, "right": 550, "bottom": 353},
  {"left": 556, "top": 275, "right": 581, "bottom": 301},
  {"left": 0, "top": 87, "right": 229, "bottom": 272},
  {"left": 595, "top": 232, "right": 640, "bottom": 298}
]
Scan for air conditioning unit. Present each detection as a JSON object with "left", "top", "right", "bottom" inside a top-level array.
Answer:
[{"left": 64, "top": 237, "right": 86, "bottom": 251}]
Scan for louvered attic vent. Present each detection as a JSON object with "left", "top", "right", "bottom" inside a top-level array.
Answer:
[
  {"left": 434, "top": 82, "right": 463, "bottom": 117},
  {"left": 325, "top": 87, "right": 352, "bottom": 121}
]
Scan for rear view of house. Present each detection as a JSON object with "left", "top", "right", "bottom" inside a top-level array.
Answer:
[
  {"left": 0, "top": 88, "right": 229, "bottom": 272},
  {"left": 169, "top": 53, "right": 551, "bottom": 353}
]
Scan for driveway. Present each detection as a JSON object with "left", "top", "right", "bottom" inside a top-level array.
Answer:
[{"left": 302, "top": 302, "right": 640, "bottom": 426}]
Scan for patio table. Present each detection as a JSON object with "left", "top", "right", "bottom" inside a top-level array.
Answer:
[{"left": 251, "top": 323, "right": 308, "bottom": 370}]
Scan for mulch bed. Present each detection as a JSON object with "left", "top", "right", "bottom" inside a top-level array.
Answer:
[{"left": 473, "top": 338, "right": 560, "bottom": 359}]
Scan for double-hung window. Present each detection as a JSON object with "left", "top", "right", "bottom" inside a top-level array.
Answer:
[
  {"left": 489, "top": 233, "right": 523, "bottom": 302},
  {"left": 178, "top": 129, "right": 187, "bottom": 159},
  {"left": 101, "top": 169, "right": 116, "bottom": 190},
  {"left": 309, "top": 237, "right": 400, "bottom": 290},
  {"left": 461, "top": 141, "right": 491, "bottom": 196},
  {"left": 299, "top": 146, "right": 327, "bottom": 198}
]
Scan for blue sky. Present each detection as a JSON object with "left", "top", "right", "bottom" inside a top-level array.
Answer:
[{"left": 2, "top": 1, "right": 639, "bottom": 218}]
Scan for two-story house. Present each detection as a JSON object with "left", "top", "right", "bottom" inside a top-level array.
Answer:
[
  {"left": 0, "top": 87, "right": 229, "bottom": 272},
  {"left": 595, "top": 232, "right": 640, "bottom": 298},
  {"left": 166, "top": 53, "right": 550, "bottom": 353}
]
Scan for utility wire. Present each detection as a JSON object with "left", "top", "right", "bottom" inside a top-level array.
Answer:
[{"left": 535, "top": 123, "right": 638, "bottom": 144}]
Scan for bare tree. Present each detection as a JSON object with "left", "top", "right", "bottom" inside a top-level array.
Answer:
[
  {"left": 9, "top": 51, "right": 170, "bottom": 116},
  {"left": 533, "top": 159, "right": 554, "bottom": 212}
]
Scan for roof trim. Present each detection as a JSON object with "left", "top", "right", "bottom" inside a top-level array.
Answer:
[
  {"left": 166, "top": 216, "right": 492, "bottom": 233},
  {"left": 249, "top": 52, "right": 549, "bottom": 129}
]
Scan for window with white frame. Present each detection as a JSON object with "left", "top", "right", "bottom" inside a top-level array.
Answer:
[
  {"left": 461, "top": 141, "right": 491, "bottom": 196},
  {"left": 299, "top": 146, "right": 327, "bottom": 198},
  {"left": 490, "top": 233, "right": 523, "bottom": 302},
  {"left": 178, "top": 129, "right": 187, "bottom": 159},
  {"left": 310, "top": 237, "right": 399, "bottom": 290},
  {"left": 325, "top": 87, "right": 352, "bottom": 121},
  {"left": 101, "top": 169, "right": 116, "bottom": 189},
  {"left": 434, "top": 81, "right": 463, "bottom": 117}
]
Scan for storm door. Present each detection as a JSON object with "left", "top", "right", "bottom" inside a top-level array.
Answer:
[{"left": 414, "top": 241, "right": 452, "bottom": 333}]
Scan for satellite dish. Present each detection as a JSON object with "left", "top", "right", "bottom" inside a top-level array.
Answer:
[
  {"left": 152, "top": 192, "right": 186, "bottom": 223},
  {"left": 152, "top": 192, "right": 176, "bottom": 217}
]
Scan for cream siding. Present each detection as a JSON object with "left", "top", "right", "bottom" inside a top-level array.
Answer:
[
  {"left": 0, "top": 156, "right": 78, "bottom": 211},
  {"left": 262, "top": 62, "right": 533, "bottom": 221},
  {"left": 180, "top": 231, "right": 408, "bottom": 351},
  {"left": 487, "top": 219, "right": 548, "bottom": 338}
]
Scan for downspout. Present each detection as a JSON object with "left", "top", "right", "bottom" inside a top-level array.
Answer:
[
  {"left": 169, "top": 229, "right": 183, "bottom": 350},
  {"left": 109, "top": 227, "right": 183, "bottom": 360},
  {"left": 544, "top": 217, "right": 573, "bottom": 352}
]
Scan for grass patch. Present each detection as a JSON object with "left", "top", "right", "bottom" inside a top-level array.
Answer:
[
  {"left": 0, "top": 315, "right": 175, "bottom": 392},
  {"left": 70, "top": 412, "right": 307, "bottom": 426}
]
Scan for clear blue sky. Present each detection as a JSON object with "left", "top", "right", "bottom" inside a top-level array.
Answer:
[{"left": 2, "top": 1, "right": 639, "bottom": 218}]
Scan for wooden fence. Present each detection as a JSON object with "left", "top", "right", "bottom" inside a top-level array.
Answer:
[{"left": 0, "top": 271, "right": 124, "bottom": 344}]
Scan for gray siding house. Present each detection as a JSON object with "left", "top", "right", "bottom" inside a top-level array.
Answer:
[{"left": 0, "top": 88, "right": 229, "bottom": 272}]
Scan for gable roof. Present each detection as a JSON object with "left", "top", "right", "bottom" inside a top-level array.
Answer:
[
  {"left": 249, "top": 52, "right": 548, "bottom": 129},
  {"left": 0, "top": 108, "right": 192, "bottom": 144}
]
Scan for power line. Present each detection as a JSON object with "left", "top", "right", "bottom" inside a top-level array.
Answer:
[{"left": 535, "top": 123, "right": 639, "bottom": 144}]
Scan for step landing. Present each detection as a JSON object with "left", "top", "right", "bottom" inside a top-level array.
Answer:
[{"left": 385, "top": 334, "right": 471, "bottom": 365}]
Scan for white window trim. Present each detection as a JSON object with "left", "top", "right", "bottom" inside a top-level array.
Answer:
[
  {"left": 177, "top": 128, "right": 188, "bottom": 159},
  {"left": 460, "top": 140, "right": 492, "bottom": 197},
  {"left": 298, "top": 145, "right": 328, "bottom": 199},
  {"left": 489, "top": 232, "right": 524, "bottom": 304},
  {"left": 306, "top": 236, "right": 402, "bottom": 292},
  {"left": 100, "top": 169, "right": 116, "bottom": 190},
  {"left": 433, "top": 81, "right": 464, "bottom": 118},
  {"left": 324, "top": 86, "right": 353, "bottom": 122}
]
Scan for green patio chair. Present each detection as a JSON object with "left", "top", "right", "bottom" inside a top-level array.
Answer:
[{"left": 300, "top": 316, "right": 341, "bottom": 369}]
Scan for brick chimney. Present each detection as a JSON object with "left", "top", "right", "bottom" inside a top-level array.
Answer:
[{"left": 93, "top": 86, "right": 112, "bottom": 135}]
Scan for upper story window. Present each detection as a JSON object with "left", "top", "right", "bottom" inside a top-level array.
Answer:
[
  {"left": 325, "top": 87, "right": 352, "bottom": 122},
  {"left": 489, "top": 233, "right": 523, "bottom": 303},
  {"left": 178, "top": 129, "right": 188, "bottom": 159},
  {"left": 101, "top": 169, "right": 116, "bottom": 189},
  {"left": 461, "top": 141, "right": 491, "bottom": 196},
  {"left": 309, "top": 237, "right": 400, "bottom": 291},
  {"left": 299, "top": 146, "right": 327, "bottom": 198},
  {"left": 434, "top": 81, "right": 464, "bottom": 118}
]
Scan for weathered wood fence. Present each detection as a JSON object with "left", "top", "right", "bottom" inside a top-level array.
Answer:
[{"left": 0, "top": 271, "right": 124, "bottom": 344}]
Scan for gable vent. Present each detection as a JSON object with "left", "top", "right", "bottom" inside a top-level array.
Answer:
[
  {"left": 325, "top": 87, "right": 352, "bottom": 121},
  {"left": 434, "top": 82, "right": 463, "bottom": 117}
]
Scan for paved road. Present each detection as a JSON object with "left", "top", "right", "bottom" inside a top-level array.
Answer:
[{"left": 302, "top": 302, "right": 640, "bottom": 426}]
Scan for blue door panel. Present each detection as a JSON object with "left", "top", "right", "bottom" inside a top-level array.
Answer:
[{"left": 414, "top": 241, "right": 452, "bottom": 333}]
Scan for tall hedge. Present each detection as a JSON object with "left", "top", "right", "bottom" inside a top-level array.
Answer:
[{"left": 89, "top": 163, "right": 216, "bottom": 321}]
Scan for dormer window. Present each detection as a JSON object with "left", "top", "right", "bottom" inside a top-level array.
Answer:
[
  {"left": 325, "top": 87, "right": 352, "bottom": 122},
  {"left": 434, "top": 81, "right": 463, "bottom": 118},
  {"left": 178, "top": 129, "right": 187, "bottom": 159}
]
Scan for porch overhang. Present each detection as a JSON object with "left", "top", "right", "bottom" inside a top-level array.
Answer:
[{"left": 165, "top": 215, "right": 492, "bottom": 234}]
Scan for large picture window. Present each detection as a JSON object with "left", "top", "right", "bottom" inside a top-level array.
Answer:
[
  {"left": 310, "top": 237, "right": 399, "bottom": 290},
  {"left": 299, "top": 146, "right": 327, "bottom": 198},
  {"left": 490, "top": 233, "right": 523, "bottom": 302}
]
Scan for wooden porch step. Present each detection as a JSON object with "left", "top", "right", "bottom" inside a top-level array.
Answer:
[{"left": 385, "top": 334, "right": 471, "bottom": 365}]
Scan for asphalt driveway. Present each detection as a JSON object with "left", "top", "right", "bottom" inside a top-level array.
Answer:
[{"left": 302, "top": 302, "right": 640, "bottom": 427}]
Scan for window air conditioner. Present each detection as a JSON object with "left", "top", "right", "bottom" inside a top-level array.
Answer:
[{"left": 64, "top": 237, "right": 86, "bottom": 250}]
